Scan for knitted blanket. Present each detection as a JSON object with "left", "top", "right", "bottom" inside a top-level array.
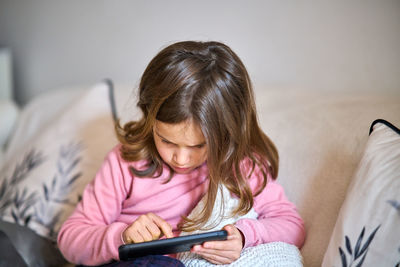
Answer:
[{"left": 177, "top": 186, "right": 303, "bottom": 267}]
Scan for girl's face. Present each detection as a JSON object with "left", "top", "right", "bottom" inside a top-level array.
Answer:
[{"left": 153, "top": 119, "right": 207, "bottom": 174}]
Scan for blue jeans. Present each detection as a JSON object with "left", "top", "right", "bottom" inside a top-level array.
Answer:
[{"left": 77, "top": 255, "right": 185, "bottom": 267}]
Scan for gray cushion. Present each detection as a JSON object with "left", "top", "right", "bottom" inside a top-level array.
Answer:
[{"left": 0, "top": 220, "right": 70, "bottom": 267}]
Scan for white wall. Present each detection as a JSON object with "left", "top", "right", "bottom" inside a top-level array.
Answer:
[
  {"left": 0, "top": 0, "right": 399, "bottom": 105},
  {"left": 0, "top": 47, "right": 13, "bottom": 100}
]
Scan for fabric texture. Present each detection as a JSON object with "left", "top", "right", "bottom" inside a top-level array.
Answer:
[
  {"left": 322, "top": 119, "right": 400, "bottom": 267},
  {"left": 178, "top": 185, "right": 303, "bottom": 266},
  {"left": 57, "top": 145, "right": 304, "bottom": 266},
  {"left": 181, "top": 242, "right": 303, "bottom": 267},
  {"left": 0, "top": 82, "right": 118, "bottom": 241}
]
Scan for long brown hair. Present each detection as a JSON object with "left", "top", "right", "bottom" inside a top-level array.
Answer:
[{"left": 116, "top": 41, "right": 279, "bottom": 231}]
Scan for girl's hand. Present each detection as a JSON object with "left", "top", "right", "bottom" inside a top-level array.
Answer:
[
  {"left": 191, "top": 224, "right": 244, "bottom": 265},
  {"left": 122, "top": 212, "right": 174, "bottom": 244}
]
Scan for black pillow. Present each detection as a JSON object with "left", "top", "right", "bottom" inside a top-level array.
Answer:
[
  {"left": 0, "top": 230, "right": 27, "bottom": 267},
  {"left": 0, "top": 220, "right": 70, "bottom": 267}
]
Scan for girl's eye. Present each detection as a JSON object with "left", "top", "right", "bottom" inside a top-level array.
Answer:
[
  {"left": 162, "top": 139, "right": 173, "bottom": 145},
  {"left": 161, "top": 138, "right": 204, "bottom": 149}
]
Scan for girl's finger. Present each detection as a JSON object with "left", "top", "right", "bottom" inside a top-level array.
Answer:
[
  {"left": 145, "top": 222, "right": 162, "bottom": 240},
  {"left": 148, "top": 213, "right": 174, "bottom": 238},
  {"left": 139, "top": 214, "right": 162, "bottom": 240},
  {"left": 201, "top": 233, "right": 242, "bottom": 252},
  {"left": 124, "top": 213, "right": 173, "bottom": 244},
  {"left": 202, "top": 240, "right": 238, "bottom": 251},
  {"left": 131, "top": 229, "right": 145, "bottom": 243},
  {"left": 139, "top": 227, "right": 154, "bottom": 242},
  {"left": 194, "top": 245, "right": 239, "bottom": 260},
  {"left": 196, "top": 250, "right": 233, "bottom": 265},
  {"left": 223, "top": 224, "right": 242, "bottom": 240},
  {"left": 133, "top": 217, "right": 156, "bottom": 242}
]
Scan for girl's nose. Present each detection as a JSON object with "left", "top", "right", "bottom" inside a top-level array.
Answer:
[{"left": 173, "top": 148, "right": 190, "bottom": 166}]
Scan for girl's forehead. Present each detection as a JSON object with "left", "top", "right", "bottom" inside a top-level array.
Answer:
[{"left": 153, "top": 120, "right": 206, "bottom": 146}]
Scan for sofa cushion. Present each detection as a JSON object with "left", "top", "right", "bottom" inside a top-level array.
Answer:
[
  {"left": 322, "top": 119, "right": 400, "bottom": 266},
  {"left": 0, "top": 81, "right": 118, "bottom": 242},
  {"left": 0, "top": 220, "right": 69, "bottom": 266}
]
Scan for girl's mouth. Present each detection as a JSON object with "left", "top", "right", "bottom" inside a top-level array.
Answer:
[{"left": 173, "top": 166, "right": 191, "bottom": 173}]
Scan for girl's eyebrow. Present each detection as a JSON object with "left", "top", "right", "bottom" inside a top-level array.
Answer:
[
  {"left": 154, "top": 131, "right": 173, "bottom": 143},
  {"left": 154, "top": 131, "right": 206, "bottom": 147}
]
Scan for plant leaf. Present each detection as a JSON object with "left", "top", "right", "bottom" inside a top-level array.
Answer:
[
  {"left": 345, "top": 235, "right": 352, "bottom": 255},
  {"left": 14, "top": 191, "right": 20, "bottom": 208},
  {"left": 20, "top": 188, "right": 27, "bottom": 200},
  {"left": 339, "top": 247, "right": 347, "bottom": 267},
  {"left": 358, "top": 225, "right": 380, "bottom": 257},
  {"left": 355, "top": 248, "right": 368, "bottom": 267},
  {"left": 354, "top": 227, "right": 365, "bottom": 259},
  {"left": 51, "top": 175, "right": 57, "bottom": 191},
  {"left": 0, "top": 178, "right": 8, "bottom": 199},
  {"left": 43, "top": 184, "right": 49, "bottom": 201},
  {"left": 11, "top": 210, "right": 18, "bottom": 223},
  {"left": 65, "top": 158, "right": 80, "bottom": 175},
  {"left": 57, "top": 161, "right": 64, "bottom": 175},
  {"left": 24, "top": 215, "right": 31, "bottom": 225},
  {"left": 387, "top": 199, "right": 400, "bottom": 209},
  {"left": 67, "top": 172, "right": 82, "bottom": 186},
  {"left": 0, "top": 199, "right": 13, "bottom": 212},
  {"left": 25, "top": 191, "right": 37, "bottom": 206}
]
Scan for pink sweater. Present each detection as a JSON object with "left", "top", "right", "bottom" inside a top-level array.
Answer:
[{"left": 57, "top": 145, "right": 305, "bottom": 265}]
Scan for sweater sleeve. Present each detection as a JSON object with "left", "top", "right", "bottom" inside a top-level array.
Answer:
[
  {"left": 57, "top": 146, "right": 130, "bottom": 265},
  {"left": 234, "top": 164, "right": 305, "bottom": 249}
]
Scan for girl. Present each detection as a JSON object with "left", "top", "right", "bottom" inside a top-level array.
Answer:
[{"left": 57, "top": 41, "right": 305, "bottom": 266}]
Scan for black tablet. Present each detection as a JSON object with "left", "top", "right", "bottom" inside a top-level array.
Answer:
[{"left": 118, "top": 230, "right": 228, "bottom": 260}]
